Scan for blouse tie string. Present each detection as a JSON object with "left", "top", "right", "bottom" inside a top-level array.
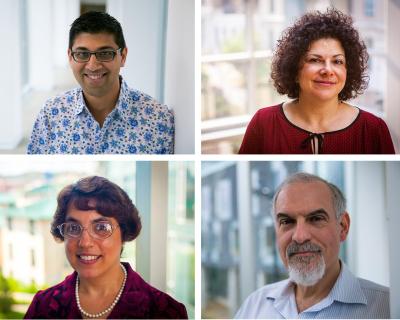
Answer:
[{"left": 301, "top": 133, "right": 324, "bottom": 154}]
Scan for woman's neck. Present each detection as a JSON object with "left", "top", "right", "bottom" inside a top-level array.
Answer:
[
  {"left": 283, "top": 94, "right": 358, "bottom": 133},
  {"left": 296, "top": 94, "right": 341, "bottom": 122},
  {"left": 78, "top": 262, "right": 124, "bottom": 297}
]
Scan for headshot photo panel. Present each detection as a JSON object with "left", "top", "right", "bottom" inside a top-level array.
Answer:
[
  {"left": 201, "top": 1, "right": 400, "bottom": 154},
  {"left": 0, "top": 160, "right": 195, "bottom": 318},
  {"left": 0, "top": 0, "right": 194, "bottom": 154},
  {"left": 201, "top": 160, "right": 400, "bottom": 319}
]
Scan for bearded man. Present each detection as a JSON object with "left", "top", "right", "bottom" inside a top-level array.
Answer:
[{"left": 235, "top": 172, "right": 390, "bottom": 319}]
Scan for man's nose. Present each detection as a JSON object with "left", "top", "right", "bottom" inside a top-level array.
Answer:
[
  {"left": 292, "top": 220, "right": 311, "bottom": 244},
  {"left": 85, "top": 53, "right": 102, "bottom": 69}
]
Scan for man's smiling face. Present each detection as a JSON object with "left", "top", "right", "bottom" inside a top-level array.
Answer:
[
  {"left": 274, "top": 181, "right": 349, "bottom": 286},
  {"left": 68, "top": 32, "right": 127, "bottom": 98}
]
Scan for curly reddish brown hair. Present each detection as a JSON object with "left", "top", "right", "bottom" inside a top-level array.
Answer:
[
  {"left": 271, "top": 7, "right": 369, "bottom": 101},
  {"left": 51, "top": 176, "right": 141, "bottom": 242}
]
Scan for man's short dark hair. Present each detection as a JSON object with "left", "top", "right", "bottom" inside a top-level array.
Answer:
[
  {"left": 51, "top": 176, "right": 141, "bottom": 242},
  {"left": 69, "top": 11, "right": 126, "bottom": 50}
]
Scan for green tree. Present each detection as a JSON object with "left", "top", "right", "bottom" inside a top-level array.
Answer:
[{"left": 0, "top": 271, "right": 14, "bottom": 314}]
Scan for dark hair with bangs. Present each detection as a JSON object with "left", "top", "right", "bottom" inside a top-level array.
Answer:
[
  {"left": 271, "top": 7, "right": 369, "bottom": 101},
  {"left": 51, "top": 176, "right": 141, "bottom": 242},
  {"left": 69, "top": 11, "right": 126, "bottom": 49}
]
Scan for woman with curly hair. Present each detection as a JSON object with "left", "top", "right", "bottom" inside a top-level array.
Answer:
[
  {"left": 24, "top": 176, "right": 188, "bottom": 319},
  {"left": 239, "top": 8, "right": 395, "bottom": 154}
]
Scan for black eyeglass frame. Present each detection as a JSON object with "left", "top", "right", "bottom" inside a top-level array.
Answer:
[
  {"left": 56, "top": 221, "right": 119, "bottom": 240},
  {"left": 70, "top": 48, "right": 122, "bottom": 63}
]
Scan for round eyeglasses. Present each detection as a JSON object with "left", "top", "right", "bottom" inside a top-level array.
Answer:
[
  {"left": 57, "top": 221, "right": 119, "bottom": 240},
  {"left": 71, "top": 48, "right": 122, "bottom": 63}
]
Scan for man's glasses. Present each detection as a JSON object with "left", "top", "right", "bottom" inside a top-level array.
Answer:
[
  {"left": 71, "top": 48, "right": 122, "bottom": 63},
  {"left": 57, "top": 221, "right": 118, "bottom": 240}
]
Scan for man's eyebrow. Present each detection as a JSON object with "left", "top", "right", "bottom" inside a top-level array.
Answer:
[
  {"left": 65, "top": 217, "right": 78, "bottom": 222},
  {"left": 306, "top": 208, "right": 329, "bottom": 218},
  {"left": 73, "top": 46, "right": 116, "bottom": 51},
  {"left": 276, "top": 213, "right": 293, "bottom": 220},
  {"left": 276, "top": 209, "right": 329, "bottom": 219}
]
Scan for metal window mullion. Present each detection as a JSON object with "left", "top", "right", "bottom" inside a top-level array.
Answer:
[{"left": 246, "top": 0, "right": 256, "bottom": 115}]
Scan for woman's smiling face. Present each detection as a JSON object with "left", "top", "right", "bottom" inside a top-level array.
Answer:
[
  {"left": 64, "top": 203, "right": 122, "bottom": 280},
  {"left": 297, "top": 38, "right": 347, "bottom": 102}
]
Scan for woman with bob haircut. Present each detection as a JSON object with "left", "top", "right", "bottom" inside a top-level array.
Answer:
[
  {"left": 24, "top": 176, "right": 188, "bottom": 319},
  {"left": 239, "top": 8, "right": 395, "bottom": 154}
]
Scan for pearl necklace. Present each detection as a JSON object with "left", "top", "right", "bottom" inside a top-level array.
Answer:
[{"left": 75, "top": 263, "right": 127, "bottom": 318}]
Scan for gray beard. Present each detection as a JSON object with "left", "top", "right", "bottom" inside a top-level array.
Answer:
[{"left": 288, "top": 254, "right": 326, "bottom": 286}]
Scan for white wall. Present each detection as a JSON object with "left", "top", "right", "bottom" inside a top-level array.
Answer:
[
  {"left": 107, "top": 0, "right": 167, "bottom": 100},
  {"left": 27, "top": 0, "right": 54, "bottom": 90},
  {"left": 0, "top": 0, "right": 23, "bottom": 149},
  {"left": 164, "top": 0, "right": 195, "bottom": 154},
  {"left": 346, "top": 162, "right": 389, "bottom": 286},
  {"left": 386, "top": 162, "right": 400, "bottom": 318},
  {"left": 52, "top": 0, "right": 80, "bottom": 86}
]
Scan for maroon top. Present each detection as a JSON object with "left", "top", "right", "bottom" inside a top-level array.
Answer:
[
  {"left": 239, "top": 104, "right": 395, "bottom": 154},
  {"left": 24, "top": 262, "right": 188, "bottom": 319}
]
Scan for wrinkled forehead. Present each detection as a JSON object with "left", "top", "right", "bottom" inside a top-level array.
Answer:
[{"left": 275, "top": 181, "right": 334, "bottom": 215}]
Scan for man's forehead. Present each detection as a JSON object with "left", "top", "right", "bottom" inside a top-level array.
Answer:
[
  {"left": 275, "top": 181, "right": 333, "bottom": 211},
  {"left": 72, "top": 32, "right": 118, "bottom": 48}
]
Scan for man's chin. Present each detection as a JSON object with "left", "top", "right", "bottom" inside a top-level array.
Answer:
[
  {"left": 288, "top": 256, "right": 326, "bottom": 286},
  {"left": 82, "top": 86, "right": 109, "bottom": 98}
]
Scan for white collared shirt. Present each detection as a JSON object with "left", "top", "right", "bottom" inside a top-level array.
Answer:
[{"left": 235, "top": 262, "right": 390, "bottom": 319}]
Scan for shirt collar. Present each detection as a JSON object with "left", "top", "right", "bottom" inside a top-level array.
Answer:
[
  {"left": 266, "top": 261, "right": 367, "bottom": 317},
  {"left": 72, "top": 76, "right": 133, "bottom": 123},
  {"left": 73, "top": 87, "right": 86, "bottom": 116},
  {"left": 114, "top": 76, "right": 136, "bottom": 123}
]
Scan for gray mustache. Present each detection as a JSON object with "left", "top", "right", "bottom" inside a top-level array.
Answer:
[{"left": 286, "top": 242, "right": 322, "bottom": 257}]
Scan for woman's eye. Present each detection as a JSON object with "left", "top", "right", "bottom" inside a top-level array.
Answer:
[
  {"left": 334, "top": 59, "right": 344, "bottom": 65},
  {"left": 95, "top": 223, "right": 111, "bottom": 232}
]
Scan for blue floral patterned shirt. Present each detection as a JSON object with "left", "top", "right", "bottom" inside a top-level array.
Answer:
[{"left": 27, "top": 78, "right": 174, "bottom": 154}]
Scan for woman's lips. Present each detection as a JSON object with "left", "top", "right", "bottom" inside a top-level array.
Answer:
[
  {"left": 314, "top": 80, "right": 336, "bottom": 86},
  {"left": 77, "top": 254, "right": 101, "bottom": 264}
]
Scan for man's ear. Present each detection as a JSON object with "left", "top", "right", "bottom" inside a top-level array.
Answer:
[
  {"left": 339, "top": 212, "right": 350, "bottom": 242},
  {"left": 67, "top": 48, "right": 73, "bottom": 63},
  {"left": 120, "top": 47, "right": 128, "bottom": 67}
]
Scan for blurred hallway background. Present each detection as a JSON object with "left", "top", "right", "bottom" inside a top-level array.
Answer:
[
  {"left": 201, "top": 0, "right": 400, "bottom": 153},
  {"left": 0, "top": 0, "right": 195, "bottom": 154},
  {"left": 0, "top": 160, "right": 195, "bottom": 318},
  {"left": 201, "top": 161, "right": 400, "bottom": 318}
]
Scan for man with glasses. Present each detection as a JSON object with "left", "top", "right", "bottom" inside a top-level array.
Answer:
[
  {"left": 235, "top": 173, "right": 390, "bottom": 319},
  {"left": 27, "top": 11, "right": 174, "bottom": 154}
]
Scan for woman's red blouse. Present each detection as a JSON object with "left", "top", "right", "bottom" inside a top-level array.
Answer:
[{"left": 239, "top": 104, "right": 395, "bottom": 154}]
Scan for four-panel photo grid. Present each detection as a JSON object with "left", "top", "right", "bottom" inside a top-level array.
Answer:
[{"left": 0, "top": 0, "right": 399, "bottom": 319}]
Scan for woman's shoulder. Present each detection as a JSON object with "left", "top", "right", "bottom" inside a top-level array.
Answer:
[
  {"left": 357, "top": 108, "right": 388, "bottom": 126},
  {"left": 31, "top": 273, "right": 75, "bottom": 300},
  {"left": 24, "top": 273, "right": 77, "bottom": 319},
  {"left": 247, "top": 103, "right": 285, "bottom": 129},
  {"left": 254, "top": 103, "right": 283, "bottom": 117},
  {"left": 122, "top": 263, "right": 188, "bottom": 319}
]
